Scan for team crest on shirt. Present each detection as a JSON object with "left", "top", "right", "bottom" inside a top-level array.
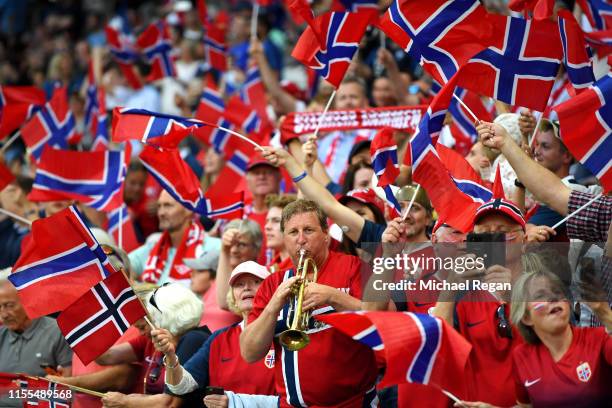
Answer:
[
  {"left": 576, "top": 362, "right": 592, "bottom": 382},
  {"left": 264, "top": 349, "right": 275, "bottom": 368}
]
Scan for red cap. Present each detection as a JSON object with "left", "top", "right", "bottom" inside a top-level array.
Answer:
[
  {"left": 247, "top": 151, "right": 276, "bottom": 171},
  {"left": 339, "top": 188, "right": 385, "bottom": 219},
  {"left": 473, "top": 198, "right": 526, "bottom": 231}
]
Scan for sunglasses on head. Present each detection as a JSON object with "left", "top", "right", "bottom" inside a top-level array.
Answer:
[
  {"left": 148, "top": 283, "right": 171, "bottom": 313},
  {"left": 495, "top": 303, "right": 513, "bottom": 339}
]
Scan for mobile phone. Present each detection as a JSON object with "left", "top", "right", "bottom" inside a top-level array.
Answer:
[
  {"left": 466, "top": 232, "right": 506, "bottom": 268},
  {"left": 205, "top": 386, "right": 225, "bottom": 396}
]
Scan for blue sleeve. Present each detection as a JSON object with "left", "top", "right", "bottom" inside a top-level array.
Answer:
[
  {"left": 357, "top": 220, "right": 385, "bottom": 245},
  {"left": 325, "top": 182, "right": 342, "bottom": 196},
  {"left": 182, "top": 327, "right": 228, "bottom": 388},
  {"left": 175, "top": 330, "right": 210, "bottom": 364}
]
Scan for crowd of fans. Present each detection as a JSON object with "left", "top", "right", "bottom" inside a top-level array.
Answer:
[{"left": 0, "top": 0, "right": 611, "bottom": 407}]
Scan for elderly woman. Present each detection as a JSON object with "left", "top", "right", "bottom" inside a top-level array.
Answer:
[
  {"left": 152, "top": 261, "right": 277, "bottom": 407},
  {"left": 215, "top": 218, "right": 262, "bottom": 310},
  {"left": 77, "top": 283, "right": 212, "bottom": 408}
]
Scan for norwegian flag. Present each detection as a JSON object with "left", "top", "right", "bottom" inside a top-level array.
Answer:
[
  {"left": 107, "top": 204, "right": 140, "bottom": 252},
  {"left": 112, "top": 107, "right": 210, "bottom": 145},
  {"left": 83, "top": 62, "right": 98, "bottom": 135},
  {"left": 437, "top": 144, "right": 492, "bottom": 204},
  {"left": 543, "top": 74, "right": 572, "bottom": 119},
  {"left": 197, "top": 0, "right": 208, "bottom": 26},
  {"left": 194, "top": 84, "right": 229, "bottom": 151},
  {"left": 508, "top": 0, "right": 555, "bottom": 19},
  {"left": 8, "top": 206, "right": 116, "bottom": 318},
  {"left": 554, "top": 73, "right": 612, "bottom": 192},
  {"left": 331, "top": 0, "right": 378, "bottom": 12},
  {"left": 379, "top": 0, "right": 492, "bottom": 84},
  {"left": 136, "top": 20, "right": 176, "bottom": 81},
  {"left": 292, "top": 11, "right": 375, "bottom": 88},
  {"left": 404, "top": 72, "right": 482, "bottom": 232},
  {"left": 583, "top": 29, "right": 612, "bottom": 58},
  {"left": 90, "top": 88, "right": 110, "bottom": 151},
  {"left": 457, "top": 16, "right": 563, "bottom": 111},
  {"left": 370, "top": 128, "right": 399, "bottom": 186},
  {"left": 21, "top": 87, "right": 77, "bottom": 160},
  {"left": 140, "top": 145, "right": 244, "bottom": 218},
  {"left": 204, "top": 22, "right": 228, "bottom": 72},
  {"left": 0, "top": 86, "right": 45, "bottom": 139},
  {"left": 287, "top": 0, "right": 316, "bottom": 26},
  {"left": 316, "top": 311, "right": 471, "bottom": 395},
  {"left": 558, "top": 11, "right": 596, "bottom": 92},
  {"left": 57, "top": 271, "right": 146, "bottom": 365},
  {"left": 29, "top": 147, "right": 127, "bottom": 211},
  {"left": 104, "top": 25, "right": 142, "bottom": 89},
  {"left": 226, "top": 148, "right": 250, "bottom": 179},
  {"left": 224, "top": 96, "right": 271, "bottom": 136},
  {"left": 240, "top": 65, "right": 269, "bottom": 121},
  {"left": 448, "top": 87, "right": 493, "bottom": 155},
  {"left": 577, "top": 0, "right": 612, "bottom": 30},
  {"left": 0, "top": 160, "right": 14, "bottom": 191}
]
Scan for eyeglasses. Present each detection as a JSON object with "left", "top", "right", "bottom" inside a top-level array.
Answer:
[{"left": 495, "top": 303, "right": 513, "bottom": 339}]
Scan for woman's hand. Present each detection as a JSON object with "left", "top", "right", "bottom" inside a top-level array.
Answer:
[
  {"left": 150, "top": 328, "right": 176, "bottom": 360},
  {"left": 204, "top": 394, "right": 229, "bottom": 408}
]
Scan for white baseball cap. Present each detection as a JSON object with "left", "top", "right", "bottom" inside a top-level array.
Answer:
[{"left": 229, "top": 261, "right": 270, "bottom": 286}]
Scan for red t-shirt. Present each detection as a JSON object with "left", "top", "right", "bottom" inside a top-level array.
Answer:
[
  {"left": 267, "top": 252, "right": 294, "bottom": 274},
  {"left": 128, "top": 335, "right": 165, "bottom": 394},
  {"left": 208, "top": 323, "right": 276, "bottom": 394},
  {"left": 248, "top": 251, "right": 378, "bottom": 407},
  {"left": 513, "top": 327, "right": 612, "bottom": 407},
  {"left": 456, "top": 293, "right": 523, "bottom": 406}
]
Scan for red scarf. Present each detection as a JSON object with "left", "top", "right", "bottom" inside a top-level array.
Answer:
[{"left": 142, "top": 222, "right": 204, "bottom": 283}]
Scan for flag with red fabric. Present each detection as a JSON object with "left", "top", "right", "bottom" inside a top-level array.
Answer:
[
  {"left": 140, "top": 145, "right": 244, "bottom": 218},
  {"left": 0, "top": 86, "right": 46, "bottom": 139},
  {"left": 370, "top": 128, "right": 399, "bottom": 186},
  {"left": 292, "top": 11, "right": 375, "bottom": 88},
  {"left": 558, "top": 10, "right": 596, "bottom": 92},
  {"left": 240, "top": 65, "right": 269, "bottom": 121},
  {"left": 331, "top": 0, "right": 378, "bottom": 12},
  {"left": 316, "top": 311, "right": 471, "bottom": 396},
  {"left": 554, "top": 73, "right": 612, "bottom": 192},
  {"left": 378, "top": 0, "right": 493, "bottom": 85},
  {"left": 437, "top": 144, "right": 492, "bottom": 204},
  {"left": 204, "top": 21, "right": 228, "bottom": 72},
  {"left": 576, "top": 0, "right": 612, "bottom": 30},
  {"left": 0, "top": 161, "right": 14, "bottom": 191},
  {"left": 448, "top": 87, "right": 493, "bottom": 155},
  {"left": 197, "top": 0, "right": 208, "bottom": 26},
  {"left": 136, "top": 20, "right": 176, "bottom": 81},
  {"left": 57, "top": 271, "right": 146, "bottom": 365},
  {"left": 508, "top": 0, "right": 555, "bottom": 19},
  {"left": 8, "top": 206, "right": 116, "bottom": 318},
  {"left": 104, "top": 25, "right": 142, "bottom": 89},
  {"left": 224, "top": 96, "right": 272, "bottom": 137},
  {"left": 21, "top": 87, "right": 78, "bottom": 160},
  {"left": 107, "top": 204, "right": 141, "bottom": 252}
]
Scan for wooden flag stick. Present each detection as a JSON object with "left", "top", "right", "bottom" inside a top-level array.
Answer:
[
  {"left": 551, "top": 193, "right": 602, "bottom": 230},
  {"left": 313, "top": 90, "right": 337, "bottom": 139},
  {"left": 452, "top": 93, "right": 479, "bottom": 123},
  {"left": 401, "top": 184, "right": 420, "bottom": 222},
  {"left": 25, "top": 375, "right": 105, "bottom": 398},
  {"left": 440, "top": 388, "right": 467, "bottom": 407},
  {"left": 250, "top": 3, "right": 260, "bottom": 40},
  {"left": 0, "top": 208, "right": 32, "bottom": 225},
  {"left": 1, "top": 131, "right": 21, "bottom": 154},
  {"left": 216, "top": 125, "right": 264, "bottom": 151}
]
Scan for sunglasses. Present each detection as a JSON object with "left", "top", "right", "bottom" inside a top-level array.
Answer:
[
  {"left": 495, "top": 303, "right": 513, "bottom": 339},
  {"left": 148, "top": 283, "right": 170, "bottom": 313}
]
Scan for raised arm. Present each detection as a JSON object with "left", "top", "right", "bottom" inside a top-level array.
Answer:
[
  {"left": 260, "top": 146, "right": 367, "bottom": 243},
  {"left": 215, "top": 228, "right": 241, "bottom": 310},
  {"left": 477, "top": 122, "right": 571, "bottom": 215}
]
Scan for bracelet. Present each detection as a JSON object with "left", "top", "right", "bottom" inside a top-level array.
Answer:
[
  {"left": 163, "top": 354, "right": 179, "bottom": 369},
  {"left": 292, "top": 171, "right": 307, "bottom": 183}
]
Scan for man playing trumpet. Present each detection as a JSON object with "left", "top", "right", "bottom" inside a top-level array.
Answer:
[{"left": 240, "top": 196, "right": 378, "bottom": 407}]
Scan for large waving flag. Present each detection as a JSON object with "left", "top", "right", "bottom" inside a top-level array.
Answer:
[
  {"left": 0, "top": 86, "right": 45, "bottom": 139},
  {"left": 136, "top": 20, "right": 176, "bottom": 81},
  {"left": 292, "top": 11, "right": 375, "bottom": 88},
  {"left": 57, "top": 271, "right": 146, "bottom": 365},
  {"left": 554, "top": 73, "right": 612, "bottom": 192},
  {"left": 21, "top": 87, "right": 77, "bottom": 160},
  {"left": 140, "top": 145, "right": 244, "bottom": 219},
  {"left": 558, "top": 10, "right": 596, "bottom": 92},
  {"left": 331, "top": 0, "right": 378, "bottom": 12},
  {"left": 29, "top": 147, "right": 127, "bottom": 211},
  {"left": 457, "top": 16, "right": 563, "bottom": 111},
  {"left": 316, "top": 311, "right": 471, "bottom": 396},
  {"left": 8, "top": 206, "right": 116, "bottom": 318},
  {"left": 404, "top": 72, "right": 482, "bottom": 232},
  {"left": 508, "top": 0, "right": 554, "bottom": 19},
  {"left": 379, "top": 0, "right": 492, "bottom": 84},
  {"left": 437, "top": 144, "right": 492, "bottom": 204},
  {"left": 104, "top": 25, "right": 142, "bottom": 89}
]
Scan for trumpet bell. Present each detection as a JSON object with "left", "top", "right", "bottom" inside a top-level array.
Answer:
[{"left": 279, "top": 329, "right": 310, "bottom": 351}]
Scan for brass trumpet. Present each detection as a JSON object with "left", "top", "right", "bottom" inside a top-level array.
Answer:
[{"left": 279, "top": 249, "right": 318, "bottom": 351}]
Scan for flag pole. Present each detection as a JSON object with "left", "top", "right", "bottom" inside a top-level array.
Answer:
[
  {"left": 26, "top": 375, "right": 105, "bottom": 398},
  {"left": 400, "top": 184, "right": 420, "bottom": 222},
  {"left": 551, "top": 193, "right": 602, "bottom": 230},
  {"left": 216, "top": 125, "right": 264, "bottom": 151},
  {"left": 0, "top": 208, "right": 32, "bottom": 226},
  {"left": 528, "top": 111, "right": 543, "bottom": 148},
  {"left": 452, "top": 94, "right": 479, "bottom": 123},
  {"left": 313, "top": 90, "right": 337, "bottom": 139},
  {"left": 118, "top": 207, "right": 123, "bottom": 250},
  {"left": 250, "top": 2, "right": 260, "bottom": 40},
  {"left": 440, "top": 388, "right": 467, "bottom": 407},
  {"left": 0, "top": 131, "right": 21, "bottom": 154}
]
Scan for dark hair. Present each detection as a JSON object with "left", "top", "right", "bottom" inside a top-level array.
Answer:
[
  {"left": 281, "top": 199, "right": 327, "bottom": 233},
  {"left": 341, "top": 162, "right": 373, "bottom": 195},
  {"left": 128, "top": 160, "right": 147, "bottom": 174}
]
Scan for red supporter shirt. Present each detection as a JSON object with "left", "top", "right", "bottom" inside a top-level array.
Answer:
[
  {"left": 513, "top": 327, "right": 612, "bottom": 407},
  {"left": 207, "top": 323, "right": 276, "bottom": 394},
  {"left": 456, "top": 293, "right": 523, "bottom": 406},
  {"left": 248, "top": 251, "right": 378, "bottom": 407},
  {"left": 128, "top": 335, "right": 165, "bottom": 394}
]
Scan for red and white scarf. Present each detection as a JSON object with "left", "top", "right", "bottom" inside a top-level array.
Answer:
[{"left": 142, "top": 222, "right": 204, "bottom": 283}]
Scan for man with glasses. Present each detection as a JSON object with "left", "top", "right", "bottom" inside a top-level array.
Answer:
[{"left": 432, "top": 197, "right": 527, "bottom": 407}]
